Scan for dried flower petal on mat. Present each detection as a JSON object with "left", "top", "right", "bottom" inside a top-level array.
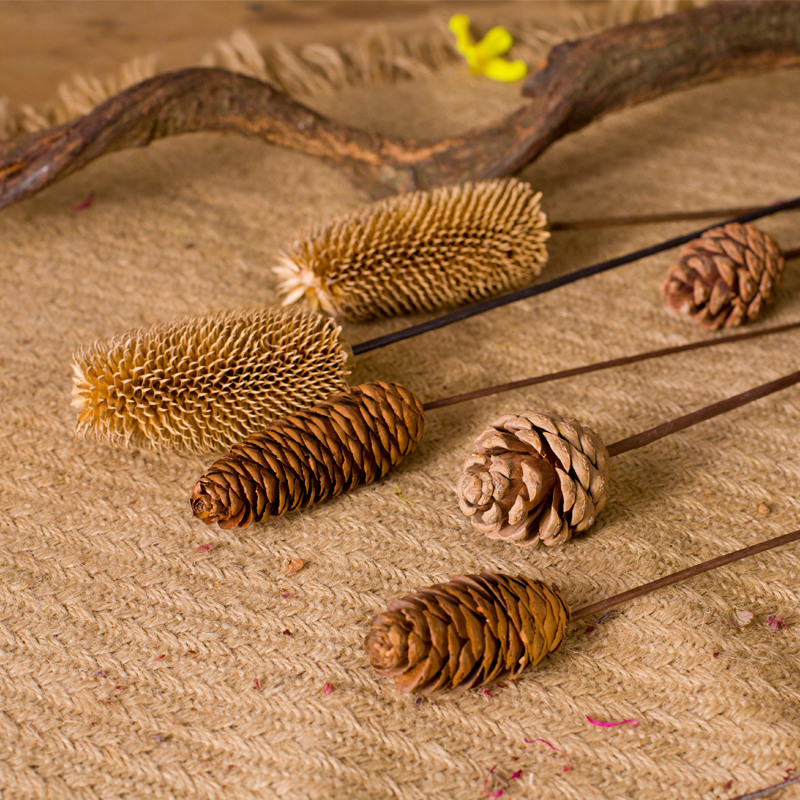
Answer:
[
  {"left": 71, "top": 305, "right": 351, "bottom": 454},
  {"left": 728, "top": 608, "right": 753, "bottom": 628},
  {"left": 191, "top": 381, "right": 424, "bottom": 529},
  {"left": 364, "top": 572, "right": 569, "bottom": 694},
  {"left": 274, "top": 178, "right": 549, "bottom": 321},
  {"left": 662, "top": 223, "right": 785, "bottom": 330},
  {"left": 456, "top": 411, "right": 610, "bottom": 547}
]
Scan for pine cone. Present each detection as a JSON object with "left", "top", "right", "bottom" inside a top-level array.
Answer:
[
  {"left": 274, "top": 178, "right": 549, "bottom": 321},
  {"left": 191, "top": 381, "right": 424, "bottom": 529},
  {"left": 365, "top": 572, "right": 569, "bottom": 694},
  {"left": 71, "top": 305, "right": 351, "bottom": 454},
  {"left": 456, "top": 411, "right": 609, "bottom": 547},
  {"left": 662, "top": 223, "right": 785, "bottom": 330}
]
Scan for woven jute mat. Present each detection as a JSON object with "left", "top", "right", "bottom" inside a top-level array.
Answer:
[{"left": 2, "top": 5, "right": 800, "bottom": 799}]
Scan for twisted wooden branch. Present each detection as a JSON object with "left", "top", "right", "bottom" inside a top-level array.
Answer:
[{"left": 1, "top": 0, "right": 799, "bottom": 209}]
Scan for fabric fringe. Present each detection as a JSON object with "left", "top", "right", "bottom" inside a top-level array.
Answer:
[{"left": 0, "top": 0, "right": 707, "bottom": 141}]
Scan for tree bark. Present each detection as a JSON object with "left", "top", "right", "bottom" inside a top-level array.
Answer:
[{"left": 1, "top": 0, "right": 798, "bottom": 210}]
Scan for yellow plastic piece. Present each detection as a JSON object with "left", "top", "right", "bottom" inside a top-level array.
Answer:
[{"left": 448, "top": 14, "right": 528, "bottom": 82}]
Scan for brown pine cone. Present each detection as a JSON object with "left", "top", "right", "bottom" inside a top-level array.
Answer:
[
  {"left": 662, "top": 223, "right": 785, "bottom": 330},
  {"left": 191, "top": 381, "right": 424, "bottom": 529},
  {"left": 456, "top": 411, "right": 609, "bottom": 547},
  {"left": 365, "top": 572, "right": 569, "bottom": 694}
]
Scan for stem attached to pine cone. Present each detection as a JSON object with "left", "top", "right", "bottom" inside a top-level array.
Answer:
[
  {"left": 351, "top": 197, "right": 800, "bottom": 356},
  {"left": 423, "top": 319, "right": 800, "bottom": 411},
  {"left": 570, "top": 529, "right": 800, "bottom": 622},
  {"left": 605, "top": 369, "right": 800, "bottom": 457}
]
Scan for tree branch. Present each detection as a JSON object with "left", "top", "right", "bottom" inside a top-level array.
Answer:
[{"left": 1, "top": 1, "right": 799, "bottom": 210}]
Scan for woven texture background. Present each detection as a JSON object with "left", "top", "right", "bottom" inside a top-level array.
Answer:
[{"left": 2, "top": 4, "right": 800, "bottom": 799}]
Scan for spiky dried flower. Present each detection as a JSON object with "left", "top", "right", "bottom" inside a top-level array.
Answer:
[
  {"left": 662, "top": 223, "right": 785, "bottom": 330},
  {"left": 456, "top": 411, "right": 610, "bottom": 547},
  {"left": 71, "top": 305, "right": 351, "bottom": 454},
  {"left": 274, "top": 178, "right": 549, "bottom": 321},
  {"left": 191, "top": 381, "right": 425, "bottom": 528},
  {"left": 365, "top": 572, "right": 569, "bottom": 694}
]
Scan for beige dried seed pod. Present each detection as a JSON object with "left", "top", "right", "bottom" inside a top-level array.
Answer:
[
  {"left": 662, "top": 223, "right": 785, "bottom": 330},
  {"left": 191, "top": 381, "right": 425, "bottom": 529},
  {"left": 456, "top": 411, "right": 610, "bottom": 547},
  {"left": 365, "top": 572, "right": 569, "bottom": 695},
  {"left": 71, "top": 305, "right": 352, "bottom": 454},
  {"left": 274, "top": 178, "right": 549, "bottom": 321}
]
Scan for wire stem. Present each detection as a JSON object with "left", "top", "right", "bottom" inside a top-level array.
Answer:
[{"left": 570, "top": 529, "right": 800, "bottom": 622}]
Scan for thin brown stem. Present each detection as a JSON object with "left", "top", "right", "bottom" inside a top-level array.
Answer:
[
  {"left": 422, "top": 320, "right": 800, "bottom": 411},
  {"left": 570, "top": 529, "right": 800, "bottom": 622},
  {"left": 606, "top": 369, "right": 800, "bottom": 457},
  {"left": 549, "top": 206, "right": 774, "bottom": 231}
]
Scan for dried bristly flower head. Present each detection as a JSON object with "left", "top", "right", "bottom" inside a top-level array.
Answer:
[
  {"left": 191, "top": 381, "right": 425, "bottom": 529},
  {"left": 274, "top": 178, "right": 549, "bottom": 322},
  {"left": 456, "top": 411, "right": 610, "bottom": 547},
  {"left": 71, "top": 305, "right": 352, "bottom": 454},
  {"left": 662, "top": 223, "right": 785, "bottom": 330},
  {"left": 365, "top": 572, "right": 569, "bottom": 694}
]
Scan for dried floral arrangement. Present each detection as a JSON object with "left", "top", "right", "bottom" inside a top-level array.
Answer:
[
  {"left": 189, "top": 362, "right": 800, "bottom": 529},
  {"left": 69, "top": 206, "right": 800, "bottom": 456}
]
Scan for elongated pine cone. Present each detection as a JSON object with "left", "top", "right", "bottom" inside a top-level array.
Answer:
[
  {"left": 191, "top": 381, "right": 424, "bottom": 529},
  {"left": 274, "top": 178, "right": 549, "bottom": 321},
  {"left": 71, "top": 306, "right": 351, "bottom": 454},
  {"left": 365, "top": 573, "right": 569, "bottom": 694},
  {"left": 457, "top": 411, "right": 609, "bottom": 547},
  {"left": 662, "top": 223, "right": 785, "bottom": 330}
]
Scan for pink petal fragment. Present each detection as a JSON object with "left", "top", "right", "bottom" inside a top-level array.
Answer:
[
  {"left": 510, "top": 770, "right": 522, "bottom": 780},
  {"left": 483, "top": 765, "right": 503, "bottom": 797},
  {"left": 253, "top": 678, "right": 260, "bottom": 689},
  {"left": 196, "top": 544, "right": 214, "bottom": 553},
  {"left": 280, "top": 591, "right": 291, "bottom": 599},
  {"left": 767, "top": 614, "right": 787, "bottom": 631},
  {"left": 586, "top": 716, "right": 638, "bottom": 728},
  {"left": 524, "top": 738, "right": 574, "bottom": 771},
  {"left": 323, "top": 682, "right": 334, "bottom": 695},
  {"left": 482, "top": 688, "right": 493, "bottom": 697},
  {"left": 73, "top": 191, "right": 95, "bottom": 211}
]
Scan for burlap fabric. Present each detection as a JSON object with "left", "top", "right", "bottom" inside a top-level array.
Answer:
[{"left": 2, "top": 4, "right": 800, "bottom": 799}]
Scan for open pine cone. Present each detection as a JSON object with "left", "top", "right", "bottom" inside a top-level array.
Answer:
[
  {"left": 365, "top": 572, "right": 569, "bottom": 694},
  {"left": 456, "top": 411, "right": 610, "bottom": 547},
  {"left": 662, "top": 222, "right": 785, "bottom": 330},
  {"left": 191, "top": 381, "right": 424, "bottom": 529},
  {"left": 274, "top": 178, "right": 549, "bottom": 321}
]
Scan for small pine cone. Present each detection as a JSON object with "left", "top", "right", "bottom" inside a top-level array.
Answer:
[
  {"left": 71, "top": 305, "right": 351, "bottom": 454},
  {"left": 274, "top": 178, "right": 549, "bottom": 321},
  {"left": 662, "top": 223, "right": 785, "bottom": 330},
  {"left": 456, "top": 411, "right": 609, "bottom": 547},
  {"left": 365, "top": 573, "right": 569, "bottom": 694},
  {"left": 191, "top": 381, "right": 424, "bottom": 529}
]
